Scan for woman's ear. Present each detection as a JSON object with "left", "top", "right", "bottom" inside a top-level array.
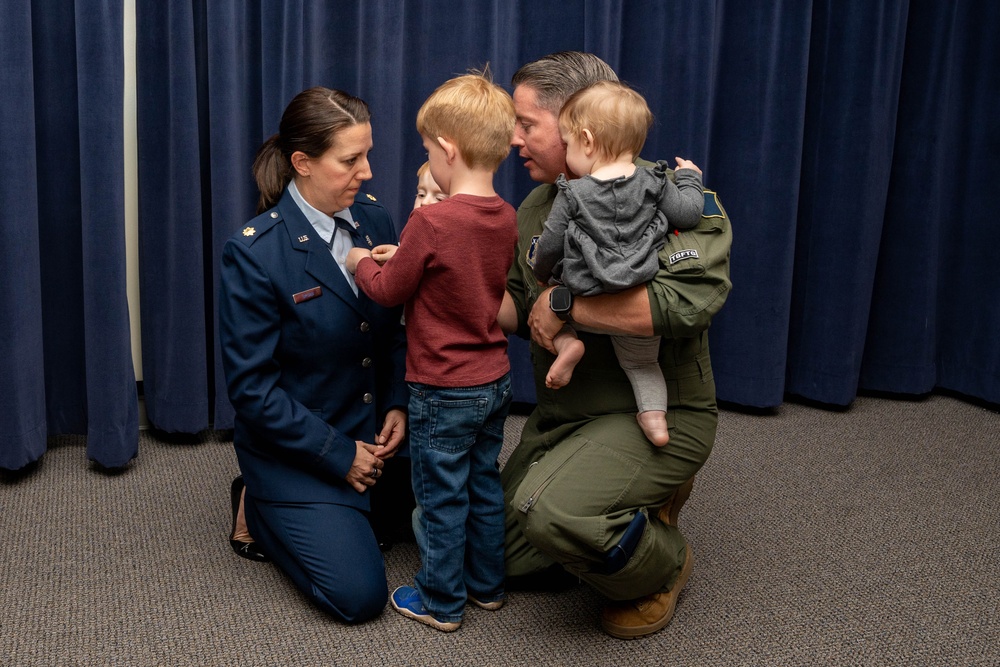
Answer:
[
  {"left": 437, "top": 136, "right": 457, "bottom": 164},
  {"left": 290, "top": 151, "right": 311, "bottom": 177}
]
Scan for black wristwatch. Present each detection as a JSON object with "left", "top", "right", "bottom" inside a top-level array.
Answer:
[{"left": 549, "top": 285, "right": 573, "bottom": 321}]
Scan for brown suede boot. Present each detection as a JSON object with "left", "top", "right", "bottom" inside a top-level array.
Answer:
[
  {"left": 600, "top": 544, "right": 694, "bottom": 639},
  {"left": 657, "top": 475, "right": 695, "bottom": 528}
]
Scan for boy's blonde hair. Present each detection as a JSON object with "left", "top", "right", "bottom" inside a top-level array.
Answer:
[
  {"left": 415, "top": 69, "right": 516, "bottom": 171},
  {"left": 559, "top": 81, "right": 653, "bottom": 162}
]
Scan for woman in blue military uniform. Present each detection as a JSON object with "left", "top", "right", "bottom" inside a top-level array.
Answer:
[{"left": 218, "top": 87, "right": 408, "bottom": 622}]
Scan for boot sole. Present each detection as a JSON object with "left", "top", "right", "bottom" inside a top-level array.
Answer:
[{"left": 601, "top": 545, "right": 694, "bottom": 639}]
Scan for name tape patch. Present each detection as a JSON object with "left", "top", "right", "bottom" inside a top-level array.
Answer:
[
  {"left": 292, "top": 286, "right": 323, "bottom": 304},
  {"left": 669, "top": 249, "right": 700, "bottom": 265}
]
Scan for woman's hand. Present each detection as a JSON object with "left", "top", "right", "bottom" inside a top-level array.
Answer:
[
  {"left": 345, "top": 247, "right": 372, "bottom": 274},
  {"left": 346, "top": 441, "right": 385, "bottom": 493},
  {"left": 370, "top": 244, "right": 398, "bottom": 265},
  {"left": 374, "top": 408, "right": 407, "bottom": 459}
]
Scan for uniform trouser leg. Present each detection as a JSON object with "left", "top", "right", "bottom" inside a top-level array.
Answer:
[
  {"left": 502, "top": 401, "right": 715, "bottom": 601},
  {"left": 245, "top": 496, "right": 388, "bottom": 622}
]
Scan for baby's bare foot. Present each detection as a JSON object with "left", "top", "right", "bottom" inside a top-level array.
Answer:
[
  {"left": 546, "top": 338, "right": 585, "bottom": 389},
  {"left": 638, "top": 410, "right": 670, "bottom": 447}
]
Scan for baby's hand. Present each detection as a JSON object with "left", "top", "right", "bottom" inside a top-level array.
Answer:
[
  {"left": 674, "top": 157, "right": 702, "bottom": 175},
  {"left": 371, "top": 244, "right": 398, "bottom": 265},
  {"left": 345, "top": 247, "right": 371, "bottom": 274}
]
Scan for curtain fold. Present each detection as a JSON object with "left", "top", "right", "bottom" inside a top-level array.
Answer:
[
  {"left": 0, "top": 1, "right": 47, "bottom": 470},
  {"left": 75, "top": 0, "right": 140, "bottom": 464},
  {"left": 136, "top": 1, "right": 211, "bottom": 433},
  {"left": 862, "top": 0, "right": 1000, "bottom": 403},
  {"left": 0, "top": 0, "right": 137, "bottom": 471}
]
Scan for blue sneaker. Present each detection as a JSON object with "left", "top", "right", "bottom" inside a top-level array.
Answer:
[
  {"left": 390, "top": 586, "right": 461, "bottom": 632},
  {"left": 468, "top": 594, "right": 505, "bottom": 611}
]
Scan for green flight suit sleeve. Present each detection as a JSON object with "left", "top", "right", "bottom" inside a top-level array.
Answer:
[{"left": 648, "top": 188, "right": 733, "bottom": 339}]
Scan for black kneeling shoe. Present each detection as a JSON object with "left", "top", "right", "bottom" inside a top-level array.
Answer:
[{"left": 230, "top": 476, "right": 269, "bottom": 562}]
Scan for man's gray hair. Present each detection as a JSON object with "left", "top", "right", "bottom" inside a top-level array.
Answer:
[{"left": 511, "top": 51, "right": 619, "bottom": 113}]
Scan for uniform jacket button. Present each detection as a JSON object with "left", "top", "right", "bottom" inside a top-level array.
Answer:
[
  {"left": 360, "top": 321, "right": 370, "bottom": 332},
  {"left": 362, "top": 357, "right": 373, "bottom": 368},
  {"left": 362, "top": 393, "right": 374, "bottom": 404}
]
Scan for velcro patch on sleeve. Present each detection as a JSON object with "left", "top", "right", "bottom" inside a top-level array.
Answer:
[{"left": 703, "top": 190, "right": 725, "bottom": 219}]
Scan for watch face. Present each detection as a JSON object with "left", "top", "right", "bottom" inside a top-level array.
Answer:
[{"left": 551, "top": 287, "right": 572, "bottom": 312}]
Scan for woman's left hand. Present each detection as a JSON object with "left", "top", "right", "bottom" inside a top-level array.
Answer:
[{"left": 374, "top": 408, "right": 407, "bottom": 459}]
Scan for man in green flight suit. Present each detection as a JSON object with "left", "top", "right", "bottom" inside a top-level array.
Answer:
[{"left": 497, "top": 51, "right": 732, "bottom": 639}]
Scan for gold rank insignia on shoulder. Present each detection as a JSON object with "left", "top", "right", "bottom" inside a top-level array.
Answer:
[
  {"left": 366, "top": 193, "right": 377, "bottom": 201},
  {"left": 243, "top": 227, "right": 256, "bottom": 237}
]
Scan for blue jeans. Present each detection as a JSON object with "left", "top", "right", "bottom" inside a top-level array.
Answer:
[{"left": 408, "top": 373, "right": 512, "bottom": 622}]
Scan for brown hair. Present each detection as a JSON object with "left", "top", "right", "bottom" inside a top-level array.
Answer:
[
  {"left": 511, "top": 51, "right": 618, "bottom": 113},
  {"left": 252, "top": 87, "right": 370, "bottom": 214},
  {"left": 415, "top": 68, "right": 515, "bottom": 171},
  {"left": 559, "top": 81, "right": 653, "bottom": 162}
]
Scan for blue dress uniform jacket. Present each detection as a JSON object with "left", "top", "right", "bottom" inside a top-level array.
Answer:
[{"left": 219, "top": 187, "right": 407, "bottom": 511}]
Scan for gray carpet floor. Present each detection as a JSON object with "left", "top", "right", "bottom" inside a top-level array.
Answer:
[{"left": 1, "top": 393, "right": 997, "bottom": 666}]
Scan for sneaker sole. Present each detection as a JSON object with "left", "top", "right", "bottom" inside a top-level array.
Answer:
[
  {"left": 391, "top": 597, "right": 462, "bottom": 632},
  {"left": 601, "top": 545, "right": 694, "bottom": 639},
  {"left": 468, "top": 596, "right": 504, "bottom": 611}
]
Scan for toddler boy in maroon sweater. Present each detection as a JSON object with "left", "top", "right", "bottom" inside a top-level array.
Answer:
[{"left": 346, "top": 70, "right": 517, "bottom": 632}]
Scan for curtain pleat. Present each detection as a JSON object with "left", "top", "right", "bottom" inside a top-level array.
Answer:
[
  {"left": 783, "top": 1, "right": 910, "bottom": 406},
  {"left": 0, "top": 2, "right": 47, "bottom": 470},
  {"left": 863, "top": 1, "right": 1000, "bottom": 403},
  {"left": 75, "top": 0, "right": 139, "bottom": 465},
  {"left": 136, "top": 1, "right": 210, "bottom": 433},
  {"left": 0, "top": 0, "right": 136, "bottom": 470}
]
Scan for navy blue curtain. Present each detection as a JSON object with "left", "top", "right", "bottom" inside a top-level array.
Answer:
[
  {"left": 122, "top": 0, "right": 998, "bottom": 437},
  {"left": 0, "top": 0, "right": 138, "bottom": 470}
]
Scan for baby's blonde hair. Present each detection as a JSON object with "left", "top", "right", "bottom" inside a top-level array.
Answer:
[
  {"left": 416, "top": 160, "right": 430, "bottom": 178},
  {"left": 559, "top": 80, "right": 653, "bottom": 162},
  {"left": 416, "top": 68, "right": 516, "bottom": 171}
]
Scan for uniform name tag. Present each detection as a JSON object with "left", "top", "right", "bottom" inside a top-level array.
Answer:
[
  {"left": 292, "top": 286, "right": 323, "bottom": 304},
  {"left": 669, "top": 249, "right": 700, "bottom": 265}
]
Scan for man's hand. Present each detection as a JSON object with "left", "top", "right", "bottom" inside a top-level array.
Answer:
[
  {"left": 528, "top": 286, "right": 563, "bottom": 353},
  {"left": 374, "top": 408, "right": 407, "bottom": 459}
]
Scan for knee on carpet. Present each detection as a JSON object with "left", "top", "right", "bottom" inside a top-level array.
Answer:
[{"left": 312, "top": 575, "right": 388, "bottom": 623}]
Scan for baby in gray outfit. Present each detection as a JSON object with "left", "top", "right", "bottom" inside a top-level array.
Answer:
[{"left": 530, "top": 81, "right": 704, "bottom": 446}]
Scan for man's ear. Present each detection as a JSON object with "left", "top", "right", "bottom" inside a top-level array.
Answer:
[
  {"left": 290, "top": 151, "right": 311, "bottom": 177},
  {"left": 437, "top": 136, "right": 458, "bottom": 164},
  {"left": 580, "top": 129, "right": 597, "bottom": 156}
]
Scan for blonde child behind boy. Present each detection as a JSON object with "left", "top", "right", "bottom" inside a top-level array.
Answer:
[
  {"left": 530, "top": 80, "right": 705, "bottom": 447},
  {"left": 346, "top": 70, "right": 517, "bottom": 632},
  {"left": 368, "top": 163, "right": 446, "bottom": 269},
  {"left": 414, "top": 161, "right": 447, "bottom": 209}
]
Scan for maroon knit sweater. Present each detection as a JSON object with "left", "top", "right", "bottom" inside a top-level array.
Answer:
[{"left": 354, "top": 194, "right": 517, "bottom": 387}]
